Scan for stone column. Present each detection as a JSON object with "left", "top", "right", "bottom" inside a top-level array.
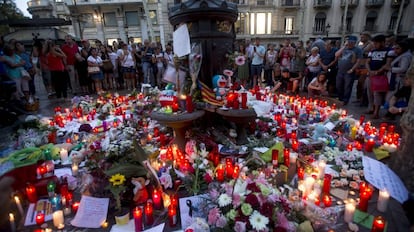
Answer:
[{"left": 390, "top": 62, "right": 414, "bottom": 192}]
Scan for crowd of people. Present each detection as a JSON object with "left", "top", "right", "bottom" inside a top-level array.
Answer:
[
  {"left": 0, "top": 32, "right": 412, "bottom": 120},
  {"left": 237, "top": 33, "right": 412, "bottom": 120}
]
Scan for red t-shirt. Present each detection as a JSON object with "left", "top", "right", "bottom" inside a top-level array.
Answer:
[
  {"left": 47, "top": 53, "right": 65, "bottom": 71},
  {"left": 61, "top": 43, "right": 79, "bottom": 65}
]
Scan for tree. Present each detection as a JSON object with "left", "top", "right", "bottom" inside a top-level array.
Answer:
[{"left": 0, "top": 0, "right": 26, "bottom": 35}]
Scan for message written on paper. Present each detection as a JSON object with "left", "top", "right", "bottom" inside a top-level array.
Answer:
[
  {"left": 363, "top": 156, "right": 408, "bottom": 203},
  {"left": 71, "top": 195, "right": 109, "bottom": 228}
]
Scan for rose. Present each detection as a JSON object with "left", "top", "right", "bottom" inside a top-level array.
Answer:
[{"left": 234, "top": 221, "right": 247, "bottom": 232}]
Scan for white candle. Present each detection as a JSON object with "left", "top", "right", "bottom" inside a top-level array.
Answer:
[
  {"left": 72, "top": 163, "right": 79, "bottom": 176},
  {"left": 304, "top": 177, "right": 315, "bottom": 196},
  {"left": 318, "top": 160, "right": 326, "bottom": 179},
  {"left": 14, "top": 196, "right": 24, "bottom": 217},
  {"left": 377, "top": 189, "right": 390, "bottom": 212},
  {"left": 9, "top": 213, "right": 16, "bottom": 232},
  {"left": 344, "top": 202, "right": 355, "bottom": 223},
  {"left": 60, "top": 149, "right": 68, "bottom": 163},
  {"left": 290, "top": 152, "right": 298, "bottom": 163},
  {"left": 63, "top": 207, "right": 71, "bottom": 216},
  {"left": 53, "top": 210, "right": 64, "bottom": 228}
]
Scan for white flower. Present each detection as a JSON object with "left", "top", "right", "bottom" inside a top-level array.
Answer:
[
  {"left": 233, "top": 179, "right": 247, "bottom": 195},
  {"left": 159, "top": 172, "right": 173, "bottom": 189},
  {"left": 249, "top": 210, "right": 269, "bottom": 231},
  {"left": 218, "top": 193, "right": 232, "bottom": 207}
]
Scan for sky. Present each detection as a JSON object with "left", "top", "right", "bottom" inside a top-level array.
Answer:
[{"left": 15, "top": 0, "right": 31, "bottom": 17}]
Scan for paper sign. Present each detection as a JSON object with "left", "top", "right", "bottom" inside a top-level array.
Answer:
[
  {"left": 324, "top": 122, "right": 335, "bottom": 131},
  {"left": 179, "top": 194, "right": 208, "bottom": 230},
  {"left": 173, "top": 24, "right": 191, "bottom": 57},
  {"left": 71, "top": 195, "right": 109, "bottom": 228},
  {"left": 362, "top": 156, "right": 408, "bottom": 203},
  {"left": 54, "top": 168, "right": 72, "bottom": 178},
  {"left": 24, "top": 199, "right": 53, "bottom": 226}
]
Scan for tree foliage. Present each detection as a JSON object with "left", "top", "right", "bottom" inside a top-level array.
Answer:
[{"left": 0, "top": 0, "right": 26, "bottom": 35}]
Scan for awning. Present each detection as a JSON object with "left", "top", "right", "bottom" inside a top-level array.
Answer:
[{"left": 3, "top": 28, "right": 80, "bottom": 45}]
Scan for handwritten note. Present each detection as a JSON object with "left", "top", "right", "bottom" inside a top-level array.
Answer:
[
  {"left": 24, "top": 199, "right": 53, "bottom": 226},
  {"left": 173, "top": 24, "right": 191, "bottom": 57},
  {"left": 71, "top": 195, "right": 109, "bottom": 228},
  {"left": 362, "top": 156, "right": 408, "bottom": 203}
]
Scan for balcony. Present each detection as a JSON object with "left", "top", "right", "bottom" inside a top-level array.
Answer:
[
  {"left": 391, "top": 0, "right": 410, "bottom": 8},
  {"left": 363, "top": 24, "right": 378, "bottom": 32},
  {"left": 65, "top": 0, "right": 142, "bottom": 6},
  {"left": 341, "top": 0, "right": 359, "bottom": 8},
  {"left": 313, "top": 0, "right": 332, "bottom": 8},
  {"left": 365, "top": 0, "right": 384, "bottom": 8},
  {"left": 339, "top": 25, "right": 354, "bottom": 33},
  {"left": 312, "top": 27, "right": 326, "bottom": 35},
  {"left": 280, "top": 0, "right": 301, "bottom": 8},
  {"left": 273, "top": 30, "right": 300, "bottom": 35},
  {"left": 27, "top": 0, "right": 53, "bottom": 12}
]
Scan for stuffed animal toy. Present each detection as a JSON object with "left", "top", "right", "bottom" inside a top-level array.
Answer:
[
  {"left": 212, "top": 75, "right": 228, "bottom": 100},
  {"left": 131, "top": 176, "right": 150, "bottom": 205},
  {"left": 312, "top": 124, "right": 328, "bottom": 140}
]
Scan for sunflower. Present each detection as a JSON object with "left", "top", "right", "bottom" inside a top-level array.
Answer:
[{"left": 109, "top": 173, "right": 126, "bottom": 186}]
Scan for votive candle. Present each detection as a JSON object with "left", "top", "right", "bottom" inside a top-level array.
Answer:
[
  {"left": 344, "top": 202, "right": 355, "bottom": 223},
  {"left": 36, "top": 212, "right": 45, "bottom": 226},
  {"left": 133, "top": 207, "right": 143, "bottom": 232},
  {"left": 144, "top": 201, "right": 154, "bottom": 225},
  {"left": 377, "top": 189, "right": 389, "bottom": 212},
  {"left": 371, "top": 216, "right": 386, "bottom": 232},
  {"left": 52, "top": 210, "right": 64, "bottom": 228},
  {"left": 168, "top": 204, "right": 177, "bottom": 227},
  {"left": 152, "top": 188, "right": 162, "bottom": 210}
]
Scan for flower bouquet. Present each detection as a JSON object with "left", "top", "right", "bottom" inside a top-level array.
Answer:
[
  {"left": 189, "top": 43, "right": 202, "bottom": 95},
  {"left": 207, "top": 171, "right": 304, "bottom": 231}
]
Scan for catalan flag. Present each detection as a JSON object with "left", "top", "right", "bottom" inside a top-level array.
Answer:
[{"left": 199, "top": 81, "right": 224, "bottom": 106}]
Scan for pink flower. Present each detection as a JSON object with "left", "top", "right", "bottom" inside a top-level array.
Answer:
[
  {"left": 216, "top": 215, "right": 227, "bottom": 228},
  {"left": 232, "top": 193, "right": 242, "bottom": 207},
  {"left": 208, "top": 207, "right": 221, "bottom": 225},
  {"left": 234, "top": 221, "right": 247, "bottom": 232},
  {"left": 275, "top": 212, "right": 289, "bottom": 231},
  {"left": 223, "top": 69, "right": 234, "bottom": 77},
  {"left": 204, "top": 172, "right": 213, "bottom": 183},
  {"left": 235, "top": 55, "right": 246, "bottom": 66},
  {"left": 185, "top": 140, "right": 197, "bottom": 157},
  {"left": 222, "top": 183, "right": 234, "bottom": 195},
  {"left": 159, "top": 172, "right": 173, "bottom": 189},
  {"left": 209, "top": 188, "right": 220, "bottom": 200}
]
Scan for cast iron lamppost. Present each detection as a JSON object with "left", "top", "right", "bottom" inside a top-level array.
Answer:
[{"left": 325, "top": 23, "right": 331, "bottom": 38}]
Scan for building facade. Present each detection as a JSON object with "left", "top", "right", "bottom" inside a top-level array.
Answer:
[{"left": 26, "top": 0, "right": 414, "bottom": 47}]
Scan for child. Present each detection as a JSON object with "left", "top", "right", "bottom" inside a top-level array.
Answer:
[{"left": 307, "top": 72, "right": 328, "bottom": 97}]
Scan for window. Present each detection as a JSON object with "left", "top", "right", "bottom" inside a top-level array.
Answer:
[
  {"left": 250, "top": 12, "right": 272, "bottom": 35},
  {"left": 314, "top": 12, "right": 326, "bottom": 33},
  {"left": 235, "top": 12, "right": 247, "bottom": 34},
  {"left": 389, "top": 11, "right": 399, "bottom": 31},
  {"left": 103, "top": 12, "right": 117, "bottom": 27},
  {"left": 341, "top": 12, "right": 353, "bottom": 32},
  {"left": 149, "top": 10, "right": 158, "bottom": 25},
  {"left": 83, "top": 14, "right": 96, "bottom": 28},
  {"left": 284, "top": 17, "right": 294, "bottom": 34},
  {"left": 365, "top": 11, "right": 377, "bottom": 31},
  {"left": 257, "top": 0, "right": 266, "bottom": 5},
  {"left": 125, "top": 11, "right": 139, "bottom": 26}
]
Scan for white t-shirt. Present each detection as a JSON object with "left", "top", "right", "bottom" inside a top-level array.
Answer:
[
  {"left": 87, "top": 55, "right": 103, "bottom": 65},
  {"left": 309, "top": 77, "right": 326, "bottom": 90}
]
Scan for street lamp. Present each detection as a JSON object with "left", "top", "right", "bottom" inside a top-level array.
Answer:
[{"left": 325, "top": 23, "right": 331, "bottom": 38}]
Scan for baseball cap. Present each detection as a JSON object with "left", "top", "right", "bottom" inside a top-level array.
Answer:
[{"left": 346, "top": 35, "right": 358, "bottom": 42}]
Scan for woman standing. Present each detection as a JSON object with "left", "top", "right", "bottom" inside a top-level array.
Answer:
[
  {"left": 305, "top": 47, "right": 321, "bottom": 87},
  {"left": 45, "top": 40, "right": 67, "bottom": 101},
  {"left": 87, "top": 48, "right": 104, "bottom": 94},
  {"left": 2, "top": 44, "right": 26, "bottom": 98},
  {"left": 75, "top": 48, "right": 90, "bottom": 94},
  {"left": 119, "top": 43, "right": 136, "bottom": 90},
  {"left": 154, "top": 47, "right": 166, "bottom": 88},
  {"left": 236, "top": 43, "right": 249, "bottom": 88},
  {"left": 264, "top": 44, "right": 277, "bottom": 87},
  {"left": 101, "top": 46, "right": 115, "bottom": 90}
]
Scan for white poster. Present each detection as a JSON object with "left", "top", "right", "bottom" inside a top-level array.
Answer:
[
  {"left": 173, "top": 24, "right": 191, "bottom": 57},
  {"left": 71, "top": 195, "right": 109, "bottom": 228},
  {"left": 362, "top": 156, "right": 408, "bottom": 203}
]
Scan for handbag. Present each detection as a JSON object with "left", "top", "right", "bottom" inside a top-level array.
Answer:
[
  {"left": 88, "top": 66, "right": 100, "bottom": 74},
  {"left": 102, "top": 60, "right": 113, "bottom": 72},
  {"left": 370, "top": 75, "right": 389, "bottom": 92}
]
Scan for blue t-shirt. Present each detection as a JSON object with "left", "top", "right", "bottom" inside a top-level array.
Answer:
[
  {"left": 368, "top": 48, "right": 392, "bottom": 71},
  {"left": 338, "top": 46, "right": 362, "bottom": 73},
  {"left": 0, "top": 49, "right": 6, "bottom": 75},
  {"left": 140, "top": 46, "right": 154, "bottom": 63},
  {"left": 4, "top": 54, "right": 23, "bottom": 79},
  {"left": 18, "top": 52, "right": 33, "bottom": 71},
  {"left": 320, "top": 48, "right": 337, "bottom": 66}
]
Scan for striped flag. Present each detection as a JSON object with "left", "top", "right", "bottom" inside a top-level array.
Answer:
[{"left": 199, "top": 81, "right": 224, "bottom": 106}]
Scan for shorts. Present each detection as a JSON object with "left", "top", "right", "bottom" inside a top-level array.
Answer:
[
  {"left": 90, "top": 71, "right": 104, "bottom": 81},
  {"left": 250, "top": 64, "right": 263, "bottom": 76},
  {"left": 122, "top": 66, "right": 136, "bottom": 74}
]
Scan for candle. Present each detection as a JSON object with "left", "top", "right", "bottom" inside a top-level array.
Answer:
[
  {"left": 72, "top": 202, "right": 80, "bottom": 214},
  {"left": 290, "top": 152, "right": 297, "bottom": 164},
  {"left": 241, "top": 92, "right": 247, "bottom": 109},
  {"left": 133, "top": 207, "right": 143, "bottom": 232},
  {"left": 344, "top": 202, "right": 355, "bottom": 223},
  {"left": 216, "top": 164, "right": 225, "bottom": 182},
  {"left": 63, "top": 207, "right": 71, "bottom": 216},
  {"left": 359, "top": 191, "right": 370, "bottom": 212},
  {"left": 232, "top": 92, "right": 239, "bottom": 109},
  {"left": 292, "top": 140, "right": 299, "bottom": 152},
  {"left": 52, "top": 210, "right": 64, "bottom": 229},
  {"left": 144, "top": 201, "right": 154, "bottom": 225},
  {"left": 377, "top": 189, "right": 389, "bottom": 212},
  {"left": 365, "top": 138, "right": 375, "bottom": 152},
  {"left": 323, "top": 195, "right": 332, "bottom": 207},
  {"left": 72, "top": 163, "right": 79, "bottom": 176},
  {"left": 168, "top": 204, "right": 177, "bottom": 227},
  {"left": 388, "top": 125, "right": 395, "bottom": 134},
  {"left": 186, "top": 95, "right": 194, "bottom": 113},
  {"left": 304, "top": 177, "right": 315, "bottom": 197},
  {"left": 371, "top": 216, "right": 386, "bottom": 232},
  {"left": 283, "top": 148, "right": 290, "bottom": 167},
  {"left": 322, "top": 174, "right": 332, "bottom": 194},
  {"left": 47, "top": 180, "right": 56, "bottom": 197},
  {"left": 9, "top": 213, "right": 16, "bottom": 232},
  {"left": 272, "top": 150, "right": 279, "bottom": 168},
  {"left": 297, "top": 166, "right": 305, "bottom": 180},
  {"left": 225, "top": 160, "right": 233, "bottom": 179},
  {"left": 232, "top": 165, "right": 240, "bottom": 179},
  {"left": 318, "top": 160, "right": 326, "bottom": 179},
  {"left": 36, "top": 212, "right": 45, "bottom": 226},
  {"left": 26, "top": 183, "right": 37, "bottom": 203},
  {"left": 14, "top": 196, "right": 24, "bottom": 217},
  {"left": 152, "top": 188, "right": 162, "bottom": 210},
  {"left": 51, "top": 195, "right": 61, "bottom": 210}
]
